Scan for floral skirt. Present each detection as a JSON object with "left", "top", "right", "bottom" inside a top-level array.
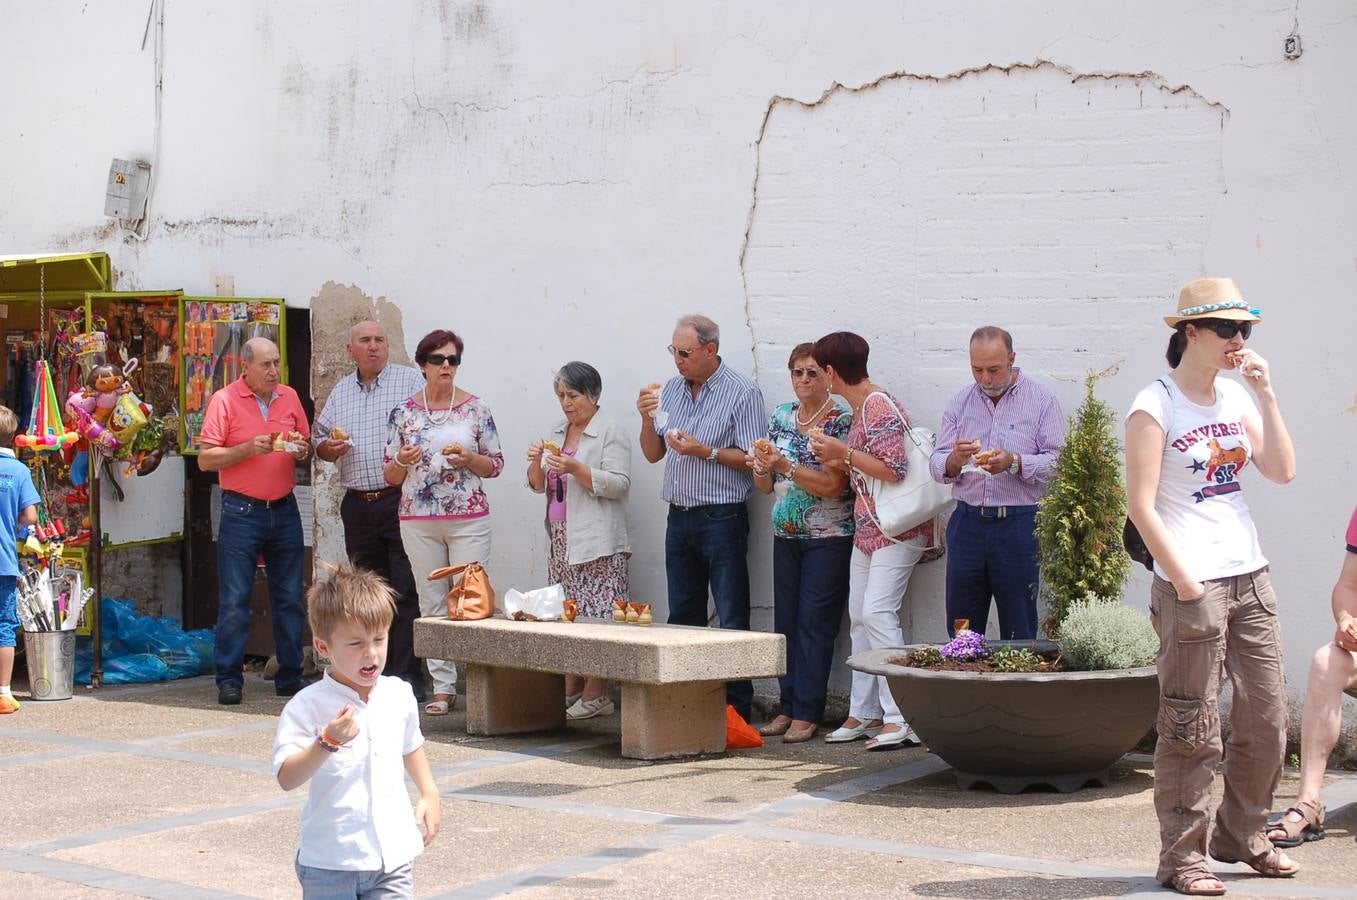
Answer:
[{"left": 547, "top": 521, "right": 630, "bottom": 620}]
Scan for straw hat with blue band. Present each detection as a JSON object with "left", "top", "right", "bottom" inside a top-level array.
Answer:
[{"left": 1164, "top": 277, "right": 1262, "bottom": 327}]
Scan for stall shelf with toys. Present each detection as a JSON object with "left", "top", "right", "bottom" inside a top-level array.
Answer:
[
  {"left": 0, "top": 254, "right": 113, "bottom": 680},
  {"left": 180, "top": 297, "right": 287, "bottom": 453}
]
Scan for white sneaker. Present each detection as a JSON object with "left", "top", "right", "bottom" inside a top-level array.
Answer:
[{"left": 566, "top": 695, "right": 615, "bottom": 720}]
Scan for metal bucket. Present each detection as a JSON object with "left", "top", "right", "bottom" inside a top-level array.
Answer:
[{"left": 22, "top": 631, "right": 76, "bottom": 701}]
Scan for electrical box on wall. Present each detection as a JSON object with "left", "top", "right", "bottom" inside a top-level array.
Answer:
[{"left": 104, "top": 158, "right": 152, "bottom": 219}]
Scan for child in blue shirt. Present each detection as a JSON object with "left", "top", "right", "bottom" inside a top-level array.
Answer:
[{"left": 0, "top": 405, "right": 41, "bottom": 714}]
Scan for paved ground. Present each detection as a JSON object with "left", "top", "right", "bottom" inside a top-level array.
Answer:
[{"left": 1, "top": 674, "right": 1354, "bottom": 899}]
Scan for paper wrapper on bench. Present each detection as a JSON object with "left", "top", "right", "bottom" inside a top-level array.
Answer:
[{"left": 503, "top": 584, "right": 565, "bottom": 622}]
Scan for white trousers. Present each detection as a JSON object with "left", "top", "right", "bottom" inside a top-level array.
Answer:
[
  {"left": 847, "top": 538, "right": 925, "bottom": 725},
  {"left": 399, "top": 516, "right": 493, "bottom": 697}
]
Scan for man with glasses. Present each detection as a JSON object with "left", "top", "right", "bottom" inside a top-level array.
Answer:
[
  {"left": 636, "top": 314, "right": 767, "bottom": 721},
  {"left": 313, "top": 321, "right": 426, "bottom": 701},
  {"left": 199, "top": 337, "right": 312, "bottom": 705},
  {"left": 928, "top": 326, "right": 1066, "bottom": 640}
]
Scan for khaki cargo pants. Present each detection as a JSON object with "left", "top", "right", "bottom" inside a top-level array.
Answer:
[{"left": 1150, "top": 567, "right": 1286, "bottom": 885}]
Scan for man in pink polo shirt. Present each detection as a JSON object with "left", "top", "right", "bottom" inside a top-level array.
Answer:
[{"left": 199, "top": 337, "right": 312, "bottom": 705}]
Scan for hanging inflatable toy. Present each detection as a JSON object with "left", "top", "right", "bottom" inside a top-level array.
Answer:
[{"left": 13, "top": 359, "right": 80, "bottom": 452}]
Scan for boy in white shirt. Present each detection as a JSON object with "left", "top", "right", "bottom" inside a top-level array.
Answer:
[{"left": 273, "top": 568, "right": 441, "bottom": 898}]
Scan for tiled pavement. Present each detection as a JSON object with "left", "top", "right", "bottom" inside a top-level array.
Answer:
[{"left": 2, "top": 675, "right": 1354, "bottom": 899}]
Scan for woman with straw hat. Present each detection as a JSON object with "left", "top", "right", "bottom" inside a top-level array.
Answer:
[{"left": 1125, "top": 277, "right": 1298, "bottom": 896}]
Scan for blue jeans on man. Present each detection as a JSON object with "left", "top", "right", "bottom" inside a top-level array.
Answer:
[
  {"left": 665, "top": 502, "right": 753, "bottom": 719},
  {"left": 214, "top": 492, "right": 307, "bottom": 693},
  {"left": 945, "top": 501, "right": 1040, "bottom": 639}
]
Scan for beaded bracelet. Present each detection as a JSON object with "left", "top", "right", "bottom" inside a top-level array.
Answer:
[{"left": 316, "top": 729, "right": 344, "bottom": 753}]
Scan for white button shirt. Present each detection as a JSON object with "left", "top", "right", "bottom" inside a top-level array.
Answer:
[{"left": 273, "top": 672, "right": 426, "bottom": 872}]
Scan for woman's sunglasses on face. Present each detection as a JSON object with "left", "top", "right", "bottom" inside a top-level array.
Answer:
[
  {"left": 425, "top": 353, "right": 461, "bottom": 367},
  {"left": 1194, "top": 320, "right": 1252, "bottom": 341},
  {"left": 789, "top": 367, "right": 821, "bottom": 379}
]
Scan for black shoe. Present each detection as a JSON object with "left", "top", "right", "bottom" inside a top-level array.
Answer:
[
  {"left": 276, "top": 677, "right": 315, "bottom": 698},
  {"left": 218, "top": 684, "right": 243, "bottom": 706}
]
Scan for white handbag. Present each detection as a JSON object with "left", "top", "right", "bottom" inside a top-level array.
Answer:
[{"left": 850, "top": 391, "right": 953, "bottom": 541}]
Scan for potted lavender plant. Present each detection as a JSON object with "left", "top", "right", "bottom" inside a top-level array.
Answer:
[{"left": 848, "top": 374, "right": 1159, "bottom": 793}]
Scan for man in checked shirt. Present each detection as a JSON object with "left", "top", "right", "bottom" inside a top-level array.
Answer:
[
  {"left": 928, "top": 326, "right": 1066, "bottom": 639},
  {"left": 314, "top": 321, "right": 427, "bottom": 700}
]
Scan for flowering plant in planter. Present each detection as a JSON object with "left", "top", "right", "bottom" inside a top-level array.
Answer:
[{"left": 852, "top": 371, "right": 1160, "bottom": 791}]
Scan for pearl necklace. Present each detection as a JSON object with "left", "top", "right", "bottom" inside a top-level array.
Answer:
[
  {"left": 796, "top": 395, "right": 834, "bottom": 428},
  {"left": 419, "top": 385, "right": 455, "bottom": 426}
]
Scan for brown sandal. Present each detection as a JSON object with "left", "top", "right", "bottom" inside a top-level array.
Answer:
[
  {"left": 1267, "top": 800, "right": 1325, "bottom": 848},
  {"left": 1211, "top": 845, "right": 1299, "bottom": 878},
  {"left": 1168, "top": 868, "right": 1225, "bottom": 896},
  {"left": 758, "top": 715, "right": 792, "bottom": 737}
]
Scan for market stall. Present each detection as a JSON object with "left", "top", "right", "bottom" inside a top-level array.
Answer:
[{"left": 0, "top": 253, "right": 298, "bottom": 686}]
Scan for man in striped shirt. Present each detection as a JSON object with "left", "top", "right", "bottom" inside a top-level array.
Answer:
[
  {"left": 637, "top": 315, "right": 767, "bottom": 720},
  {"left": 313, "top": 321, "right": 426, "bottom": 700},
  {"left": 927, "top": 326, "right": 1066, "bottom": 639}
]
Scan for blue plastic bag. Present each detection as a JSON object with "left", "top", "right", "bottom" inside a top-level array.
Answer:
[{"left": 74, "top": 597, "right": 215, "bottom": 685}]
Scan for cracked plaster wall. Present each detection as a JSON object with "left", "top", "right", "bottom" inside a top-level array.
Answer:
[
  {"left": 742, "top": 63, "right": 1227, "bottom": 689},
  {"left": 1, "top": 1, "right": 1355, "bottom": 698}
]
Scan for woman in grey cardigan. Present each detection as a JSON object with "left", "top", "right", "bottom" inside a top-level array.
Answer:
[{"left": 527, "top": 361, "right": 632, "bottom": 720}]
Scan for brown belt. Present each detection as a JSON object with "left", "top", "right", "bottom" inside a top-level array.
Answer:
[{"left": 348, "top": 486, "right": 400, "bottom": 503}]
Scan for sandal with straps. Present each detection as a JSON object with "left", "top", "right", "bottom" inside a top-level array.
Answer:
[
  {"left": 1168, "top": 867, "right": 1226, "bottom": 896},
  {"left": 1211, "top": 845, "right": 1300, "bottom": 878},
  {"left": 424, "top": 693, "right": 457, "bottom": 716},
  {"left": 1267, "top": 799, "right": 1325, "bottom": 848}
]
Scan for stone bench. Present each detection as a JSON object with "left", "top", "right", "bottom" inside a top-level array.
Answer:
[{"left": 413, "top": 617, "right": 785, "bottom": 760}]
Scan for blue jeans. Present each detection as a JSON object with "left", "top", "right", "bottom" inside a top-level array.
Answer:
[
  {"left": 944, "top": 501, "right": 1040, "bottom": 639},
  {"left": 295, "top": 858, "right": 414, "bottom": 899},
  {"left": 215, "top": 492, "right": 306, "bottom": 691},
  {"left": 0, "top": 576, "right": 18, "bottom": 648},
  {"left": 665, "top": 502, "right": 752, "bottom": 718},
  {"left": 772, "top": 536, "right": 851, "bottom": 723}
]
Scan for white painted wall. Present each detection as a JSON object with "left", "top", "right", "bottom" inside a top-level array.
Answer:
[{"left": 2, "top": 1, "right": 1355, "bottom": 702}]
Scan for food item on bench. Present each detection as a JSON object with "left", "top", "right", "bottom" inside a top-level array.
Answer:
[
  {"left": 629, "top": 602, "right": 652, "bottom": 626},
  {"left": 562, "top": 599, "right": 578, "bottom": 623},
  {"left": 330, "top": 426, "right": 349, "bottom": 442},
  {"left": 541, "top": 439, "right": 562, "bottom": 457},
  {"left": 511, "top": 610, "right": 541, "bottom": 622},
  {"left": 442, "top": 442, "right": 463, "bottom": 456},
  {"left": 612, "top": 599, "right": 627, "bottom": 622},
  {"left": 625, "top": 602, "right": 640, "bottom": 624}
]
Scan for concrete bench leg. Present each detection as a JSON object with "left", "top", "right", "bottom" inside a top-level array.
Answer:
[
  {"left": 464, "top": 664, "right": 565, "bottom": 736},
  {"left": 620, "top": 680, "right": 726, "bottom": 760}
]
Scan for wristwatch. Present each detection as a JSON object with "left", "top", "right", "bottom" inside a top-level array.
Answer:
[
  {"left": 1008, "top": 453, "right": 1021, "bottom": 476},
  {"left": 706, "top": 446, "right": 719, "bottom": 462}
]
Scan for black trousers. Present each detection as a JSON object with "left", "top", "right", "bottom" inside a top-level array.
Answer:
[{"left": 340, "top": 490, "right": 421, "bottom": 681}]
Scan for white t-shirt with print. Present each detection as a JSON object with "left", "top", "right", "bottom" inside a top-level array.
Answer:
[{"left": 1127, "top": 376, "right": 1266, "bottom": 582}]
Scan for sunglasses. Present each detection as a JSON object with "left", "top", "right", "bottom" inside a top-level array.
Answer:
[
  {"left": 425, "top": 353, "right": 461, "bottom": 367},
  {"left": 1194, "top": 320, "right": 1252, "bottom": 341},
  {"left": 789, "top": 367, "right": 821, "bottom": 379},
  {"left": 667, "top": 345, "right": 702, "bottom": 359}
]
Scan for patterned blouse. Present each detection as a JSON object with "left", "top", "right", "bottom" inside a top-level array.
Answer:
[
  {"left": 385, "top": 394, "right": 505, "bottom": 519},
  {"left": 849, "top": 389, "right": 935, "bottom": 554},
  {"left": 767, "top": 400, "right": 855, "bottom": 540}
]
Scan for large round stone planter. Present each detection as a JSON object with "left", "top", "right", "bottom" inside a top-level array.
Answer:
[{"left": 849, "top": 641, "right": 1158, "bottom": 793}]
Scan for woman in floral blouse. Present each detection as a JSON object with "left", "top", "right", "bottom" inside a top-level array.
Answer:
[
  {"left": 384, "top": 329, "right": 504, "bottom": 715},
  {"left": 748, "top": 343, "right": 853, "bottom": 744},
  {"left": 810, "top": 331, "right": 935, "bottom": 751}
]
